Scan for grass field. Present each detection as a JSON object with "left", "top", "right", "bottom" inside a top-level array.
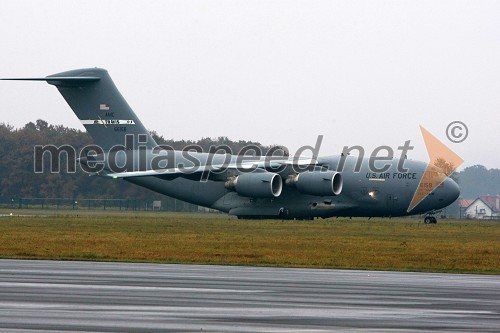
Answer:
[{"left": 0, "top": 209, "right": 498, "bottom": 274}]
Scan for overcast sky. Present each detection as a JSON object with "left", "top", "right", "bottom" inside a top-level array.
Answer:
[{"left": 1, "top": 1, "right": 499, "bottom": 169}]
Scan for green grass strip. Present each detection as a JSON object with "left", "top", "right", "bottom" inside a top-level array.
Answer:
[{"left": 0, "top": 211, "right": 498, "bottom": 274}]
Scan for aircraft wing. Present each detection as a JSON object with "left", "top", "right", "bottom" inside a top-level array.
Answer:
[{"left": 103, "top": 158, "right": 318, "bottom": 178}]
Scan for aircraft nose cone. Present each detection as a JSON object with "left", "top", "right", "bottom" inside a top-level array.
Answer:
[{"left": 444, "top": 177, "right": 460, "bottom": 204}]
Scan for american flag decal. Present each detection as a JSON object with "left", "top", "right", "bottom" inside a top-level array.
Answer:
[{"left": 100, "top": 104, "right": 110, "bottom": 111}]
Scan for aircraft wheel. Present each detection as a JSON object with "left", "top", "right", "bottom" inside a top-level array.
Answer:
[
  {"left": 424, "top": 216, "right": 432, "bottom": 224},
  {"left": 431, "top": 216, "right": 437, "bottom": 224}
]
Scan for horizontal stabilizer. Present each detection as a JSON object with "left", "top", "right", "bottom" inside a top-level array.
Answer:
[
  {"left": 1, "top": 77, "right": 100, "bottom": 81},
  {"left": 1, "top": 77, "right": 100, "bottom": 87}
]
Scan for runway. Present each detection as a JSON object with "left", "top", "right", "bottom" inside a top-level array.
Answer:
[{"left": 0, "top": 260, "right": 498, "bottom": 332}]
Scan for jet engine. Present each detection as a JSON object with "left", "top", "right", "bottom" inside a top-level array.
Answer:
[
  {"left": 286, "top": 170, "right": 342, "bottom": 196},
  {"left": 225, "top": 172, "right": 282, "bottom": 198}
]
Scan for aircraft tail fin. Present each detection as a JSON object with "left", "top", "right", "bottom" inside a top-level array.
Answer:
[{"left": 2, "top": 68, "right": 157, "bottom": 150}]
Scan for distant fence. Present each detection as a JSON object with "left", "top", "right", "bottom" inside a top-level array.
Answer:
[
  {"left": 0, "top": 196, "right": 199, "bottom": 212},
  {"left": 480, "top": 215, "right": 500, "bottom": 220}
]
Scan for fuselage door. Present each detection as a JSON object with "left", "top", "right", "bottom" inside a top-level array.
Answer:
[{"left": 386, "top": 194, "right": 397, "bottom": 213}]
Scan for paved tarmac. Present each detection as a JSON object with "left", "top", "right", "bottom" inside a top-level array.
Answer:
[{"left": 0, "top": 259, "right": 498, "bottom": 332}]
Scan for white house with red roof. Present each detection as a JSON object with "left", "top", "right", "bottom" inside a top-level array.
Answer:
[{"left": 463, "top": 195, "right": 500, "bottom": 219}]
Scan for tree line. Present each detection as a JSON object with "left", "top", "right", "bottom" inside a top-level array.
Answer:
[{"left": 0, "top": 120, "right": 285, "bottom": 200}]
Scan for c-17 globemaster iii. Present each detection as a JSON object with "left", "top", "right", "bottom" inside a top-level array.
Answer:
[{"left": 2, "top": 68, "right": 460, "bottom": 223}]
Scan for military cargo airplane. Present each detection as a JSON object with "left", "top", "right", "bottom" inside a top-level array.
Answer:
[{"left": 2, "top": 68, "right": 460, "bottom": 223}]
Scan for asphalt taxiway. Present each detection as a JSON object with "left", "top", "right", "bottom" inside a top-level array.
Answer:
[{"left": 0, "top": 259, "right": 498, "bottom": 332}]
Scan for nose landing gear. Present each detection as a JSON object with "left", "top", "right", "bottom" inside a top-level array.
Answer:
[{"left": 424, "top": 215, "right": 437, "bottom": 224}]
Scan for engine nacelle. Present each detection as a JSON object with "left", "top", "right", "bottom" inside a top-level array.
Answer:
[
  {"left": 286, "top": 170, "right": 342, "bottom": 196},
  {"left": 225, "top": 172, "right": 282, "bottom": 198}
]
